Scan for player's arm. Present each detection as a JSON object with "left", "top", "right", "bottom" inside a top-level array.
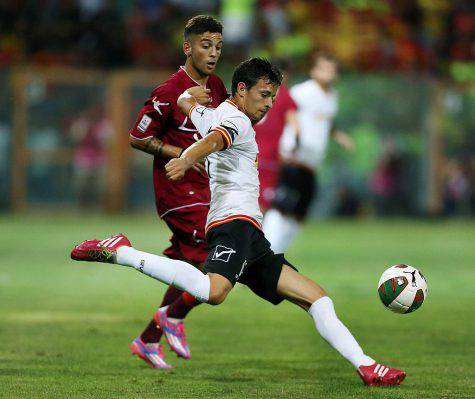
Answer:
[
  {"left": 330, "top": 125, "right": 354, "bottom": 151},
  {"left": 285, "top": 109, "right": 301, "bottom": 147},
  {"left": 176, "top": 86, "right": 212, "bottom": 117},
  {"left": 129, "top": 85, "right": 210, "bottom": 160},
  {"left": 165, "top": 132, "right": 224, "bottom": 181},
  {"left": 129, "top": 90, "right": 184, "bottom": 159},
  {"left": 129, "top": 135, "right": 183, "bottom": 158}
]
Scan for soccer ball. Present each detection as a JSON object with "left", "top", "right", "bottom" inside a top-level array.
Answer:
[{"left": 377, "top": 264, "right": 428, "bottom": 314}]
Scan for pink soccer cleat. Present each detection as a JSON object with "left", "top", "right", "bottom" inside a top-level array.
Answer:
[
  {"left": 70, "top": 233, "right": 131, "bottom": 263},
  {"left": 357, "top": 362, "right": 406, "bottom": 386},
  {"left": 154, "top": 306, "right": 191, "bottom": 359},
  {"left": 130, "top": 337, "right": 171, "bottom": 369}
]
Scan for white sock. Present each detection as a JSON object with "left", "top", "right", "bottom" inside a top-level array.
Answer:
[
  {"left": 308, "top": 296, "right": 374, "bottom": 368},
  {"left": 262, "top": 208, "right": 300, "bottom": 253},
  {"left": 116, "top": 247, "right": 210, "bottom": 303}
]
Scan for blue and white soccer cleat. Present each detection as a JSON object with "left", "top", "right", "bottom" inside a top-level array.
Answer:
[{"left": 130, "top": 337, "right": 172, "bottom": 369}]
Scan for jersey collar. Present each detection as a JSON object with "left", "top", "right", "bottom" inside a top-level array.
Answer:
[
  {"left": 179, "top": 66, "right": 208, "bottom": 87},
  {"left": 225, "top": 99, "right": 238, "bottom": 109}
]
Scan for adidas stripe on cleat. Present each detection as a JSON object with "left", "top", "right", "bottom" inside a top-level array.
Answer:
[
  {"left": 357, "top": 362, "right": 406, "bottom": 386},
  {"left": 70, "top": 233, "right": 131, "bottom": 263}
]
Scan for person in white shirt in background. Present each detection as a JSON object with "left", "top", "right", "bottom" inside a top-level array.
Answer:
[{"left": 263, "top": 51, "right": 354, "bottom": 254}]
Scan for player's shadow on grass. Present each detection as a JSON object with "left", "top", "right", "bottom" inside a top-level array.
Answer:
[{"left": 204, "top": 375, "right": 255, "bottom": 383}]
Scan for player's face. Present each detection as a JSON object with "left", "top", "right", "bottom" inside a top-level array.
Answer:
[
  {"left": 311, "top": 58, "right": 337, "bottom": 86},
  {"left": 241, "top": 79, "right": 279, "bottom": 124},
  {"left": 185, "top": 32, "right": 223, "bottom": 76}
]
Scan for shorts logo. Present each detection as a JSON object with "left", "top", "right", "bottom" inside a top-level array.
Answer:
[
  {"left": 137, "top": 115, "right": 152, "bottom": 132},
  {"left": 212, "top": 245, "right": 236, "bottom": 263},
  {"left": 236, "top": 260, "right": 247, "bottom": 280}
]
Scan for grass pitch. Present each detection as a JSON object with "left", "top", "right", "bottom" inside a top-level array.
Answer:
[{"left": 0, "top": 214, "right": 474, "bottom": 398}]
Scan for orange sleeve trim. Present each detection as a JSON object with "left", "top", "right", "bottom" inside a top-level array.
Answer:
[{"left": 187, "top": 104, "right": 197, "bottom": 119}]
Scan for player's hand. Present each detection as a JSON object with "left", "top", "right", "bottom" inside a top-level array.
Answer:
[
  {"left": 187, "top": 86, "right": 212, "bottom": 105},
  {"left": 191, "top": 160, "right": 207, "bottom": 175},
  {"left": 165, "top": 157, "right": 192, "bottom": 181}
]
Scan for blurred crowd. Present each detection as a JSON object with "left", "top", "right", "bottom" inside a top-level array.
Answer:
[
  {"left": 0, "top": 0, "right": 474, "bottom": 73},
  {"left": 0, "top": 1, "right": 473, "bottom": 216}
]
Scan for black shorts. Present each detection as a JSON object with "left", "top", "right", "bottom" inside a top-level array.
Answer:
[
  {"left": 204, "top": 219, "right": 297, "bottom": 305},
  {"left": 271, "top": 164, "right": 317, "bottom": 220}
]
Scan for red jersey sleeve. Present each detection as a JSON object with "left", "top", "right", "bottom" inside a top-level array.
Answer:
[
  {"left": 279, "top": 83, "right": 297, "bottom": 111},
  {"left": 129, "top": 85, "right": 173, "bottom": 140},
  {"left": 218, "top": 79, "right": 230, "bottom": 103}
]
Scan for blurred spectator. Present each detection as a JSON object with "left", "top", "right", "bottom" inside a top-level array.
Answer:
[
  {"left": 443, "top": 158, "right": 473, "bottom": 216},
  {"left": 335, "top": 185, "right": 360, "bottom": 217},
  {"left": 69, "top": 105, "right": 112, "bottom": 208},
  {"left": 370, "top": 149, "right": 414, "bottom": 216},
  {"left": 259, "top": 0, "right": 290, "bottom": 40},
  {"left": 0, "top": 0, "right": 473, "bottom": 72}
]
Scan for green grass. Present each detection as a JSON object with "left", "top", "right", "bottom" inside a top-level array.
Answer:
[{"left": 1, "top": 214, "right": 474, "bottom": 398}]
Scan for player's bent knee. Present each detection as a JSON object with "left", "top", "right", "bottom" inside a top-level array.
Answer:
[
  {"left": 207, "top": 273, "right": 233, "bottom": 305},
  {"left": 207, "top": 288, "right": 228, "bottom": 305}
]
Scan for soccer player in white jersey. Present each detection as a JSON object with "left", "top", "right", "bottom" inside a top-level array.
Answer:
[
  {"left": 71, "top": 58, "right": 405, "bottom": 386},
  {"left": 263, "top": 52, "right": 354, "bottom": 254}
]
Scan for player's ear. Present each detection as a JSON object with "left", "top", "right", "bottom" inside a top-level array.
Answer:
[
  {"left": 237, "top": 82, "right": 247, "bottom": 97},
  {"left": 183, "top": 41, "right": 192, "bottom": 57}
]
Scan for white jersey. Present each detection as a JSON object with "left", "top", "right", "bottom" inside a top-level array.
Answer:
[
  {"left": 188, "top": 99, "right": 262, "bottom": 233},
  {"left": 279, "top": 79, "right": 338, "bottom": 169}
]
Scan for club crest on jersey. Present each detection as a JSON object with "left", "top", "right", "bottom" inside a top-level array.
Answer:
[
  {"left": 212, "top": 245, "right": 236, "bottom": 263},
  {"left": 152, "top": 97, "right": 170, "bottom": 115}
]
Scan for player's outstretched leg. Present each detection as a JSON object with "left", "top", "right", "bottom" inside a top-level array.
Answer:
[
  {"left": 71, "top": 234, "right": 213, "bottom": 302},
  {"left": 276, "top": 265, "right": 406, "bottom": 386},
  {"left": 71, "top": 234, "right": 201, "bottom": 364}
]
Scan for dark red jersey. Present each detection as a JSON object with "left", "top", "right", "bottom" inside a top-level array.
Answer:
[
  {"left": 130, "top": 67, "right": 228, "bottom": 217},
  {"left": 254, "top": 83, "right": 297, "bottom": 209},
  {"left": 254, "top": 83, "right": 296, "bottom": 163}
]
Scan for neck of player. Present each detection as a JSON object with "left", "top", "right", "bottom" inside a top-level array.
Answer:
[
  {"left": 184, "top": 61, "right": 209, "bottom": 86},
  {"left": 231, "top": 95, "right": 259, "bottom": 125}
]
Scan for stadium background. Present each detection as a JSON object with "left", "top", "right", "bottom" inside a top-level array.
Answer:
[
  {"left": 1, "top": 1, "right": 474, "bottom": 398},
  {"left": 0, "top": 0, "right": 473, "bottom": 215}
]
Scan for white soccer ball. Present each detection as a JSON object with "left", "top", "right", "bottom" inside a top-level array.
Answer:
[{"left": 377, "top": 264, "right": 428, "bottom": 314}]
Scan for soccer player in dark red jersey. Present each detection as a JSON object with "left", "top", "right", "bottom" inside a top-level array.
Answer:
[
  {"left": 254, "top": 81, "right": 297, "bottom": 212},
  {"left": 127, "top": 15, "right": 228, "bottom": 368}
]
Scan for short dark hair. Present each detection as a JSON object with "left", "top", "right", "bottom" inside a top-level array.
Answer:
[
  {"left": 231, "top": 58, "right": 283, "bottom": 95},
  {"left": 184, "top": 15, "right": 223, "bottom": 39}
]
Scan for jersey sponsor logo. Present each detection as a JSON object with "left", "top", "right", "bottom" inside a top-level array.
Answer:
[
  {"left": 211, "top": 245, "right": 236, "bottom": 263},
  {"left": 151, "top": 97, "right": 170, "bottom": 115},
  {"left": 137, "top": 114, "right": 152, "bottom": 132},
  {"left": 196, "top": 106, "right": 208, "bottom": 117}
]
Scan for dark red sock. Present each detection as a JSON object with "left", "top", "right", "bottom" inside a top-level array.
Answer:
[
  {"left": 140, "top": 286, "right": 184, "bottom": 343},
  {"left": 167, "top": 292, "right": 202, "bottom": 319}
]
